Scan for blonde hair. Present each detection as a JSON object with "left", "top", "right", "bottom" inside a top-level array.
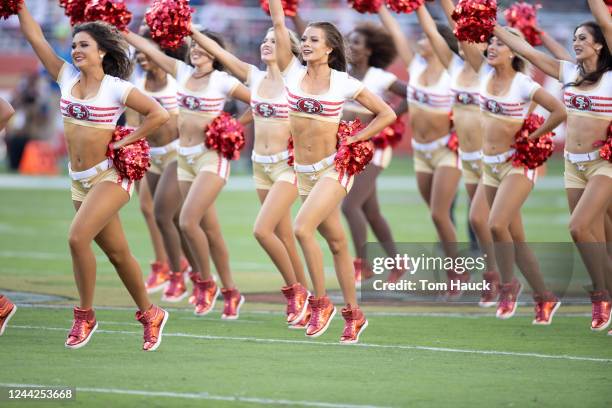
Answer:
[{"left": 267, "top": 27, "right": 301, "bottom": 57}]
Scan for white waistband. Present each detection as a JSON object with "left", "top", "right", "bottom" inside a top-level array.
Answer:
[
  {"left": 564, "top": 149, "right": 601, "bottom": 164},
  {"left": 294, "top": 153, "right": 336, "bottom": 173},
  {"left": 458, "top": 149, "right": 483, "bottom": 161},
  {"left": 483, "top": 149, "right": 516, "bottom": 164},
  {"left": 251, "top": 150, "right": 291, "bottom": 164},
  {"left": 178, "top": 144, "right": 207, "bottom": 156},
  {"left": 411, "top": 134, "right": 451, "bottom": 152},
  {"left": 150, "top": 140, "right": 179, "bottom": 156},
  {"left": 68, "top": 159, "right": 112, "bottom": 181}
]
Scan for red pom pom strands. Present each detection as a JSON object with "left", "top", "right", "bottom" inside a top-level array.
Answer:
[
  {"left": 385, "top": 0, "right": 425, "bottom": 14},
  {"left": 205, "top": 113, "right": 246, "bottom": 161},
  {"left": 107, "top": 127, "right": 151, "bottom": 181},
  {"left": 349, "top": 0, "right": 383, "bottom": 14},
  {"left": 287, "top": 136, "right": 295, "bottom": 166},
  {"left": 447, "top": 131, "right": 459, "bottom": 152},
  {"left": 260, "top": 0, "right": 299, "bottom": 17},
  {"left": 0, "top": 0, "right": 23, "bottom": 20},
  {"left": 597, "top": 122, "right": 612, "bottom": 162},
  {"left": 145, "top": 0, "right": 193, "bottom": 49},
  {"left": 371, "top": 117, "right": 405, "bottom": 149},
  {"left": 504, "top": 2, "right": 542, "bottom": 46},
  {"left": 335, "top": 119, "right": 375, "bottom": 176},
  {"left": 84, "top": 0, "right": 132, "bottom": 32},
  {"left": 451, "top": 0, "right": 498, "bottom": 43},
  {"left": 510, "top": 114, "right": 554, "bottom": 170},
  {"left": 59, "top": 0, "right": 88, "bottom": 26}
]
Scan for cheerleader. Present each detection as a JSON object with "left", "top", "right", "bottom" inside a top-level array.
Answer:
[
  {"left": 341, "top": 21, "right": 408, "bottom": 285},
  {"left": 124, "top": 29, "right": 251, "bottom": 319},
  {"left": 16, "top": 4, "right": 170, "bottom": 350},
  {"left": 461, "top": 27, "right": 566, "bottom": 323},
  {"left": 270, "top": 0, "right": 396, "bottom": 342},
  {"left": 0, "top": 99, "right": 16, "bottom": 337},
  {"left": 188, "top": 28, "right": 311, "bottom": 328},
  {"left": 489, "top": 17, "right": 612, "bottom": 331},
  {"left": 127, "top": 33, "right": 193, "bottom": 300},
  {"left": 377, "top": 5, "right": 466, "bottom": 294}
]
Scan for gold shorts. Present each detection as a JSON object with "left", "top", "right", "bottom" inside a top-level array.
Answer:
[
  {"left": 459, "top": 150, "right": 483, "bottom": 185},
  {"left": 372, "top": 146, "right": 392, "bottom": 169},
  {"left": 482, "top": 150, "right": 536, "bottom": 188},
  {"left": 295, "top": 154, "right": 353, "bottom": 196},
  {"left": 564, "top": 150, "right": 612, "bottom": 189},
  {"left": 148, "top": 140, "right": 178, "bottom": 175},
  {"left": 69, "top": 159, "right": 133, "bottom": 202},
  {"left": 412, "top": 135, "right": 460, "bottom": 174},
  {"left": 252, "top": 151, "right": 296, "bottom": 190},
  {"left": 177, "top": 144, "right": 230, "bottom": 183}
]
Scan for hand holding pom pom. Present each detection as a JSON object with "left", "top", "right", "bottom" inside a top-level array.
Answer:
[
  {"left": 504, "top": 2, "right": 542, "bottom": 46},
  {"left": 511, "top": 114, "right": 554, "bottom": 170},
  {"left": 335, "top": 119, "right": 375, "bottom": 176},
  {"left": 84, "top": 0, "right": 132, "bottom": 32},
  {"left": 107, "top": 127, "right": 151, "bottom": 181},
  {"left": 260, "top": 0, "right": 300, "bottom": 17},
  {"left": 205, "top": 113, "right": 246, "bottom": 161},
  {"left": 349, "top": 0, "right": 383, "bottom": 14},
  {"left": 0, "top": 0, "right": 23, "bottom": 20},
  {"left": 145, "top": 0, "right": 193, "bottom": 49},
  {"left": 452, "top": 0, "right": 498, "bottom": 43}
]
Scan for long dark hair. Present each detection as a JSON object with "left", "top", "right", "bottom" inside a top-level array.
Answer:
[
  {"left": 73, "top": 22, "right": 132, "bottom": 80},
  {"left": 192, "top": 30, "right": 225, "bottom": 71},
  {"left": 436, "top": 23, "right": 459, "bottom": 56},
  {"left": 352, "top": 22, "right": 397, "bottom": 68},
  {"left": 307, "top": 22, "right": 347, "bottom": 72},
  {"left": 566, "top": 21, "right": 612, "bottom": 88}
]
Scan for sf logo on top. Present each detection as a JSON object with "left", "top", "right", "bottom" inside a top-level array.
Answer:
[
  {"left": 297, "top": 98, "right": 323, "bottom": 114},
  {"left": 67, "top": 103, "right": 90, "bottom": 120},
  {"left": 182, "top": 95, "right": 201, "bottom": 110},
  {"left": 569, "top": 95, "right": 592, "bottom": 111},
  {"left": 255, "top": 102, "right": 276, "bottom": 118},
  {"left": 484, "top": 99, "right": 502, "bottom": 114},
  {"left": 414, "top": 90, "right": 429, "bottom": 104},
  {"left": 456, "top": 92, "right": 474, "bottom": 105}
]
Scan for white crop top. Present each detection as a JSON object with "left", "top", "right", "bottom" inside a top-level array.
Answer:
[
  {"left": 559, "top": 61, "right": 612, "bottom": 120},
  {"left": 245, "top": 63, "right": 294, "bottom": 123},
  {"left": 136, "top": 73, "right": 178, "bottom": 114},
  {"left": 344, "top": 67, "right": 397, "bottom": 114},
  {"left": 284, "top": 59, "right": 365, "bottom": 123},
  {"left": 57, "top": 62, "right": 134, "bottom": 130},
  {"left": 174, "top": 61, "right": 240, "bottom": 117},
  {"left": 479, "top": 69, "right": 540, "bottom": 122},
  {"left": 447, "top": 55, "right": 482, "bottom": 109},
  {"left": 408, "top": 56, "right": 453, "bottom": 113}
]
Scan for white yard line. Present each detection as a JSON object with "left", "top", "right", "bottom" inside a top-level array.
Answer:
[
  {"left": 0, "top": 382, "right": 386, "bottom": 408},
  {"left": 10, "top": 325, "right": 612, "bottom": 364}
]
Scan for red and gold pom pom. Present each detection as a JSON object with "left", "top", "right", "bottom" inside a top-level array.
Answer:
[
  {"left": 511, "top": 113, "right": 554, "bottom": 170},
  {"left": 287, "top": 136, "right": 295, "bottom": 166},
  {"left": 205, "top": 112, "right": 246, "bottom": 161},
  {"left": 504, "top": 2, "right": 542, "bottom": 46},
  {"left": 385, "top": 0, "right": 425, "bottom": 14},
  {"left": 372, "top": 117, "right": 405, "bottom": 149},
  {"left": 84, "top": 0, "right": 132, "bottom": 32},
  {"left": 349, "top": 0, "right": 383, "bottom": 14},
  {"left": 260, "top": 0, "right": 300, "bottom": 17},
  {"left": 598, "top": 122, "right": 612, "bottom": 162},
  {"left": 335, "top": 119, "right": 375, "bottom": 176},
  {"left": 145, "top": 0, "right": 193, "bottom": 49},
  {"left": 59, "top": 0, "right": 88, "bottom": 26},
  {"left": 452, "top": 0, "right": 498, "bottom": 43},
  {"left": 107, "top": 127, "right": 151, "bottom": 181},
  {"left": 0, "top": 0, "right": 22, "bottom": 20},
  {"left": 447, "top": 131, "right": 459, "bottom": 152}
]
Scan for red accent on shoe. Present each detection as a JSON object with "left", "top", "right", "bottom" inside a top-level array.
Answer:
[
  {"left": 65, "top": 307, "right": 97, "bottom": 349},
  {"left": 162, "top": 271, "right": 188, "bottom": 302},
  {"left": 145, "top": 261, "right": 170, "bottom": 294},
  {"left": 340, "top": 305, "right": 368, "bottom": 344},
  {"left": 305, "top": 295, "right": 336, "bottom": 337},
  {"left": 289, "top": 302, "right": 312, "bottom": 330},
  {"left": 221, "top": 288, "right": 244, "bottom": 320},
  {"left": 446, "top": 269, "right": 471, "bottom": 298},
  {"left": 281, "top": 283, "right": 309, "bottom": 325},
  {"left": 0, "top": 297, "right": 17, "bottom": 336},
  {"left": 387, "top": 268, "right": 406, "bottom": 284},
  {"left": 590, "top": 291, "right": 611, "bottom": 331},
  {"left": 136, "top": 305, "right": 169, "bottom": 352},
  {"left": 479, "top": 271, "right": 500, "bottom": 308},
  {"left": 532, "top": 292, "right": 561, "bottom": 325},
  {"left": 496, "top": 279, "right": 523, "bottom": 320},
  {"left": 194, "top": 279, "right": 219, "bottom": 316},
  {"left": 188, "top": 269, "right": 201, "bottom": 305}
]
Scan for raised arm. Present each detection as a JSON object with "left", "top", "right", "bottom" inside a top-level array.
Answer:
[
  {"left": 588, "top": 0, "right": 612, "bottom": 51},
  {"left": 539, "top": 31, "right": 574, "bottom": 62},
  {"left": 270, "top": 0, "right": 294, "bottom": 71},
  {"left": 416, "top": 5, "right": 453, "bottom": 68},
  {"left": 112, "top": 90, "right": 169, "bottom": 148},
  {"left": 528, "top": 88, "right": 567, "bottom": 140},
  {"left": 190, "top": 29, "right": 250, "bottom": 82},
  {"left": 348, "top": 89, "right": 397, "bottom": 143},
  {"left": 17, "top": 3, "right": 63, "bottom": 80},
  {"left": 493, "top": 25, "right": 561, "bottom": 80},
  {"left": 123, "top": 31, "right": 179, "bottom": 77},
  {"left": 377, "top": 6, "right": 414, "bottom": 67},
  {"left": 439, "top": 0, "right": 485, "bottom": 71},
  {"left": 439, "top": 0, "right": 457, "bottom": 29},
  {"left": 0, "top": 98, "right": 15, "bottom": 131}
]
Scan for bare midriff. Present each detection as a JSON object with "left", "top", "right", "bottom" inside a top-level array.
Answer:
[
  {"left": 290, "top": 116, "right": 339, "bottom": 165},
  {"left": 148, "top": 113, "right": 178, "bottom": 147},
  {"left": 64, "top": 122, "right": 114, "bottom": 171},
  {"left": 452, "top": 106, "right": 482, "bottom": 152},
  {"left": 178, "top": 112, "right": 215, "bottom": 147},
  {"left": 566, "top": 114, "right": 609, "bottom": 154},
  {"left": 254, "top": 121, "right": 292, "bottom": 155},
  {"left": 409, "top": 106, "right": 451, "bottom": 143},
  {"left": 481, "top": 114, "right": 523, "bottom": 155}
]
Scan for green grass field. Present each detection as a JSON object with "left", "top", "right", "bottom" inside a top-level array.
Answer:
[{"left": 1, "top": 157, "right": 610, "bottom": 408}]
